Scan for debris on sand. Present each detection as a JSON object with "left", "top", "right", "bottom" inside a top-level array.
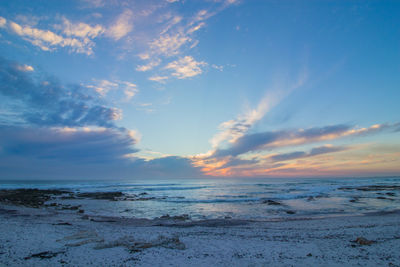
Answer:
[
  {"left": 62, "top": 230, "right": 103, "bottom": 247},
  {"left": 352, "top": 237, "right": 375, "bottom": 245},
  {"left": 94, "top": 235, "right": 185, "bottom": 252}
]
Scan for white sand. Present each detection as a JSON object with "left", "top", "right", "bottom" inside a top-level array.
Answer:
[{"left": 1, "top": 204, "right": 400, "bottom": 266}]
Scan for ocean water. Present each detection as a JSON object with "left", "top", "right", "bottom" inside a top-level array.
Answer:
[{"left": 1, "top": 177, "right": 399, "bottom": 220}]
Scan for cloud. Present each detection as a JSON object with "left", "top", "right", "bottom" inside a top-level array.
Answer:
[
  {"left": 136, "top": 58, "right": 161, "bottom": 72},
  {"left": 80, "top": 0, "right": 105, "bottom": 8},
  {"left": 86, "top": 79, "right": 138, "bottom": 101},
  {"left": 148, "top": 75, "right": 169, "bottom": 83},
  {"left": 150, "top": 33, "right": 191, "bottom": 57},
  {"left": 136, "top": 2, "right": 237, "bottom": 80},
  {"left": 15, "top": 64, "right": 34, "bottom": 72},
  {"left": 0, "top": 16, "right": 102, "bottom": 55},
  {"left": 0, "top": 57, "right": 122, "bottom": 127},
  {"left": 269, "top": 145, "right": 348, "bottom": 162},
  {"left": 0, "top": 126, "right": 138, "bottom": 163},
  {"left": 0, "top": 126, "right": 204, "bottom": 179},
  {"left": 61, "top": 18, "right": 104, "bottom": 39},
  {"left": 164, "top": 56, "right": 207, "bottom": 79},
  {"left": 87, "top": 79, "right": 119, "bottom": 96},
  {"left": 211, "top": 123, "right": 400, "bottom": 158},
  {"left": 106, "top": 9, "right": 134, "bottom": 40},
  {"left": 209, "top": 72, "right": 307, "bottom": 150},
  {"left": 0, "top": 17, "right": 6, "bottom": 28}
]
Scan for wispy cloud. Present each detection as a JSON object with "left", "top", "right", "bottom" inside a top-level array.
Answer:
[
  {"left": 209, "top": 71, "right": 308, "bottom": 150},
  {"left": 269, "top": 145, "right": 349, "bottom": 163},
  {"left": 192, "top": 121, "right": 400, "bottom": 177},
  {"left": 86, "top": 79, "right": 138, "bottom": 101},
  {"left": 164, "top": 56, "right": 207, "bottom": 79},
  {"left": 136, "top": 58, "right": 161, "bottom": 72},
  {"left": 211, "top": 123, "right": 399, "bottom": 158},
  {"left": 136, "top": 1, "right": 237, "bottom": 81},
  {"left": 148, "top": 75, "right": 169, "bottom": 83},
  {"left": 60, "top": 17, "right": 104, "bottom": 39},
  {"left": 106, "top": 9, "right": 134, "bottom": 40},
  {"left": 0, "top": 16, "right": 102, "bottom": 55}
]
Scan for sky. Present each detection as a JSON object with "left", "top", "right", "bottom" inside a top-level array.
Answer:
[{"left": 0, "top": 0, "right": 399, "bottom": 180}]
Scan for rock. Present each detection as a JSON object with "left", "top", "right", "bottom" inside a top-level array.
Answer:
[
  {"left": 0, "top": 189, "right": 70, "bottom": 208},
  {"left": 352, "top": 237, "right": 375, "bottom": 245},
  {"left": 53, "top": 222, "right": 72, "bottom": 226},
  {"left": 158, "top": 214, "right": 190, "bottom": 221},
  {"left": 78, "top": 209, "right": 84, "bottom": 213},
  {"left": 262, "top": 200, "right": 281, "bottom": 205},
  {"left": 286, "top": 210, "right": 296, "bottom": 214},
  {"left": 386, "top": 192, "right": 396, "bottom": 196},
  {"left": 339, "top": 185, "right": 400, "bottom": 191},
  {"left": 307, "top": 253, "right": 312, "bottom": 257},
  {"left": 24, "top": 250, "right": 65, "bottom": 260},
  {"left": 76, "top": 192, "right": 124, "bottom": 201},
  {"left": 307, "top": 196, "right": 315, "bottom": 201}
]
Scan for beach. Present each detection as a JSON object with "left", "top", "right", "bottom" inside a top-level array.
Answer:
[{"left": 0, "top": 182, "right": 400, "bottom": 266}]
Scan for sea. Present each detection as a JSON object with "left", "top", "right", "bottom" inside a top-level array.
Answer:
[{"left": 1, "top": 177, "right": 399, "bottom": 221}]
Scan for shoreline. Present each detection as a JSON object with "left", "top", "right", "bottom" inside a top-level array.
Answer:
[{"left": 1, "top": 190, "right": 400, "bottom": 266}]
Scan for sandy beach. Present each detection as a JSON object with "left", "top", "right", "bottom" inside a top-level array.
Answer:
[{"left": 1, "top": 189, "right": 399, "bottom": 267}]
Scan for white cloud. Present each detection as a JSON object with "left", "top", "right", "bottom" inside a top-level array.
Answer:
[
  {"left": 2, "top": 18, "right": 99, "bottom": 55},
  {"left": 0, "top": 17, "right": 6, "bottom": 28},
  {"left": 136, "top": 58, "right": 161, "bottom": 72},
  {"left": 150, "top": 33, "right": 190, "bottom": 57},
  {"left": 16, "top": 64, "right": 34, "bottom": 72},
  {"left": 86, "top": 79, "right": 138, "bottom": 101},
  {"left": 165, "top": 56, "right": 207, "bottom": 79},
  {"left": 88, "top": 79, "right": 119, "bottom": 96},
  {"left": 148, "top": 75, "right": 169, "bottom": 83},
  {"left": 61, "top": 18, "right": 104, "bottom": 39},
  {"left": 122, "top": 81, "right": 138, "bottom": 101},
  {"left": 106, "top": 9, "right": 134, "bottom": 40}
]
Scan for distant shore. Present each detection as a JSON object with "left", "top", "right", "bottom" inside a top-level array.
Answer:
[{"left": 1, "top": 188, "right": 400, "bottom": 266}]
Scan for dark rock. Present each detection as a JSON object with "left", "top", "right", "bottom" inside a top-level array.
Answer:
[
  {"left": 307, "top": 196, "right": 315, "bottom": 201},
  {"left": 286, "top": 210, "right": 296, "bottom": 214},
  {"left": 78, "top": 209, "right": 85, "bottom": 213},
  {"left": 307, "top": 253, "right": 312, "bottom": 257},
  {"left": 76, "top": 192, "right": 124, "bottom": 201},
  {"left": 339, "top": 185, "right": 400, "bottom": 191},
  {"left": 262, "top": 200, "right": 281, "bottom": 205},
  {"left": 386, "top": 192, "right": 396, "bottom": 196},
  {"left": 53, "top": 222, "right": 72, "bottom": 226},
  {"left": 158, "top": 214, "right": 190, "bottom": 221},
  {"left": 24, "top": 250, "right": 65, "bottom": 260},
  {"left": 0, "top": 189, "right": 70, "bottom": 208}
]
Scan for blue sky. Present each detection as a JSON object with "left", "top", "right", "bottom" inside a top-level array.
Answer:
[{"left": 0, "top": 0, "right": 399, "bottom": 179}]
